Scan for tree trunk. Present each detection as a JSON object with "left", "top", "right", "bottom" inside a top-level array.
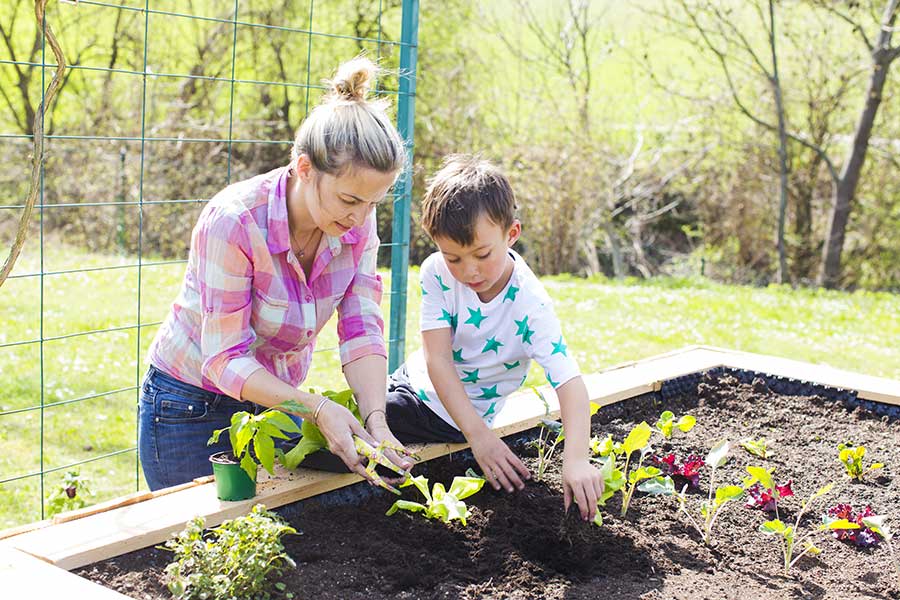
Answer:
[
  {"left": 769, "top": 0, "right": 790, "bottom": 285},
  {"left": 819, "top": 1, "right": 898, "bottom": 288}
]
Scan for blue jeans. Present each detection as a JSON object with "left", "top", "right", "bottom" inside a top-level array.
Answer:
[{"left": 138, "top": 365, "right": 302, "bottom": 491}]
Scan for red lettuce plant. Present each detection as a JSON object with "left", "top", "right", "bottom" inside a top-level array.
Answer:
[
  {"left": 744, "top": 466, "right": 793, "bottom": 513},
  {"left": 825, "top": 504, "right": 881, "bottom": 548},
  {"left": 649, "top": 453, "right": 705, "bottom": 490}
]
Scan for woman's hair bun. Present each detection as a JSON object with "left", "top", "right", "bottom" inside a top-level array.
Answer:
[{"left": 327, "top": 56, "right": 377, "bottom": 102}]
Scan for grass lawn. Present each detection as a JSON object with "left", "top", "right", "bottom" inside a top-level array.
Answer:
[{"left": 1, "top": 247, "right": 898, "bottom": 530}]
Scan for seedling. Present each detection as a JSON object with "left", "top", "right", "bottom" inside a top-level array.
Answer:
[
  {"left": 674, "top": 440, "right": 743, "bottom": 545},
  {"left": 837, "top": 442, "right": 884, "bottom": 481},
  {"left": 47, "top": 470, "right": 92, "bottom": 517},
  {"left": 593, "top": 454, "right": 627, "bottom": 526},
  {"left": 743, "top": 466, "right": 793, "bottom": 515},
  {"left": 824, "top": 504, "right": 880, "bottom": 547},
  {"left": 649, "top": 453, "right": 705, "bottom": 490},
  {"left": 740, "top": 438, "right": 773, "bottom": 459},
  {"left": 860, "top": 516, "right": 900, "bottom": 589},
  {"left": 654, "top": 410, "right": 696, "bottom": 439},
  {"left": 758, "top": 482, "right": 858, "bottom": 575},
  {"left": 162, "top": 504, "right": 296, "bottom": 600},
  {"left": 616, "top": 422, "right": 675, "bottom": 517},
  {"left": 531, "top": 388, "right": 600, "bottom": 481},
  {"left": 386, "top": 473, "right": 485, "bottom": 525},
  {"left": 208, "top": 406, "right": 302, "bottom": 482}
]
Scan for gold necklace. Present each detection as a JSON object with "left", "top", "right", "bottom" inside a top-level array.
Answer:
[{"left": 292, "top": 227, "right": 321, "bottom": 259}]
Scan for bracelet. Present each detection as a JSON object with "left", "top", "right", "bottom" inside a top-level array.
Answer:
[
  {"left": 312, "top": 397, "right": 329, "bottom": 427},
  {"left": 363, "top": 408, "right": 386, "bottom": 429}
]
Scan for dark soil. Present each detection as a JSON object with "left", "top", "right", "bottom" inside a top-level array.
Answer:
[{"left": 76, "top": 373, "right": 900, "bottom": 599}]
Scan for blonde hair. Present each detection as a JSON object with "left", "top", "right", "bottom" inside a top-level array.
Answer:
[{"left": 291, "top": 56, "right": 406, "bottom": 176}]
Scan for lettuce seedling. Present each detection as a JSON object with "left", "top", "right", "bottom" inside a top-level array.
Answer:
[
  {"left": 758, "top": 482, "right": 858, "bottom": 575},
  {"left": 386, "top": 474, "right": 485, "bottom": 526},
  {"left": 743, "top": 466, "right": 793, "bottom": 515},
  {"left": 740, "top": 438, "right": 773, "bottom": 459},
  {"left": 654, "top": 410, "right": 697, "bottom": 439},
  {"left": 860, "top": 516, "right": 900, "bottom": 589},
  {"left": 837, "top": 442, "right": 884, "bottom": 481},
  {"left": 674, "top": 440, "right": 743, "bottom": 545},
  {"left": 649, "top": 453, "right": 705, "bottom": 490},
  {"left": 593, "top": 455, "right": 627, "bottom": 526},
  {"left": 616, "top": 422, "right": 675, "bottom": 516},
  {"left": 824, "top": 504, "right": 880, "bottom": 547}
]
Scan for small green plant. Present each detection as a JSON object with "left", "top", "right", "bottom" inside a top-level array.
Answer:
[
  {"left": 675, "top": 440, "right": 743, "bottom": 545},
  {"left": 837, "top": 442, "right": 884, "bottom": 481},
  {"left": 743, "top": 465, "right": 792, "bottom": 515},
  {"left": 282, "top": 389, "right": 359, "bottom": 469},
  {"left": 162, "top": 504, "right": 297, "bottom": 600},
  {"left": 758, "top": 482, "right": 857, "bottom": 575},
  {"left": 593, "top": 454, "right": 626, "bottom": 526},
  {"left": 740, "top": 438, "right": 773, "bottom": 459},
  {"left": 46, "top": 470, "right": 92, "bottom": 517},
  {"left": 861, "top": 515, "right": 900, "bottom": 589},
  {"left": 208, "top": 406, "right": 303, "bottom": 482},
  {"left": 612, "top": 422, "right": 675, "bottom": 517},
  {"left": 531, "top": 387, "right": 600, "bottom": 481},
  {"left": 386, "top": 473, "right": 485, "bottom": 525},
  {"left": 654, "top": 410, "right": 696, "bottom": 439}
]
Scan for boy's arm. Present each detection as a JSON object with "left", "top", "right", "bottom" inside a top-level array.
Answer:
[
  {"left": 422, "top": 328, "right": 530, "bottom": 492},
  {"left": 556, "top": 376, "right": 603, "bottom": 521}
]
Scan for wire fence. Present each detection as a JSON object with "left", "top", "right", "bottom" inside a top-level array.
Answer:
[{"left": 0, "top": 0, "right": 418, "bottom": 529}]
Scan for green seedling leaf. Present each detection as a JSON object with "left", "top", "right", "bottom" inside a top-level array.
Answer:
[
  {"left": 448, "top": 476, "right": 486, "bottom": 501},
  {"left": 759, "top": 519, "right": 787, "bottom": 535},
  {"left": 740, "top": 438, "right": 771, "bottom": 459},
  {"left": 745, "top": 465, "right": 776, "bottom": 492},
  {"left": 820, "top": 518, "right": 860, "bottom": 531},
  {"left": 706, "top": 440, "right": 731, "bottom": 469},
  {"left": 802, "top": 541, "right": 822, "bottom": 556},
  {"left": 597, "top": 456, "right": 626, "bottom": 506},
  {"left": 629, "top": 465, "right": 662, "bottom": 484},
  {"left": 389, "top": 474, "right": 485, "bottom": 526},
  {"left": 714, "top": 485, "right": 744, "bottom": 504},
  {"left": 386, "top": 500, "right": 427, "bottom": 516},
  {"left": 637, "top": 475, "right": 675, "bottom": 496},
  {"left": 622, "top": 422, "right": 652, "bottom": 455}
]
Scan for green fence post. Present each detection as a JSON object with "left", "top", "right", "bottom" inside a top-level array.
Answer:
[{"left": 388, "top": 0, "right": 419, "bottom": 372}]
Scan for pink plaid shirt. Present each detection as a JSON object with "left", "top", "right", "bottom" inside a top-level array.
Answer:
[{"left": 148, "top": 166, "right": 386, "bottom": 400}]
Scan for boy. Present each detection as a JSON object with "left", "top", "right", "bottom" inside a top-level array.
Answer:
[{"left": 385, "top": 155, "right": 603, "bottom": 521}]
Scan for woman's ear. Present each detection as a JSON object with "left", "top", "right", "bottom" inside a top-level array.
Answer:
[
  {"left": 293, "top": 154, "right": 314, "bottom": 182},
  {"left": 506, "top": 219, "right": 522, "bottom": 247}
]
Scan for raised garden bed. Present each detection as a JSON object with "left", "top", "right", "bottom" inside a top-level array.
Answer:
[{"left": 74, "top": 368, "right": 899, "bottom": 599}]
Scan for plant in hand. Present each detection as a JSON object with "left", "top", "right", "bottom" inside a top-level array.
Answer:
[
  {"left": 674, "top": 440, "right": 743, "bottom": 545},
  {"left": 654, "top": 410, "right": 696, "bottom": 439},
  {"left": 740, "top": 438, "right": 773, "bottom": 459},
  {"left": 649, "top": 453, "right": 705, "bottom": 490},
  {"left": 860, "top": 515, "right": 900, "bottom": 589},
  {"left": 824, "top": 504, "right": 880, "bottom": 547},
  {"left": 47, "top": 470, "right": 93, "bottom": 517},
  {"left": 208, "top": 406, "right": 302, "bottom": 482},
  {"left": 837, "top": 442, "right": 884, "bottom": 481},
  {"left": 743, "top": 466, "right": 793, "bottom": 514},
  {"left": 282, "top": 389, "right": 358, "bottom": 469},
  {"left": 758, "top": 482, "right": 858, "bottom": 575},
  {"left": 162, "top": 504, "right": 297, "bottom": 600},
  {"left": 386, "top": 473, "right": 485, "bottom": 525}
]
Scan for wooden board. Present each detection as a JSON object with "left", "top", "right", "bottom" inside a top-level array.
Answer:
[
  {"left": 1, "top": 345, "right": 897, "bottom": 595},
  {"left": 1, "top": 547, "right": 131, "bottom": 599}
]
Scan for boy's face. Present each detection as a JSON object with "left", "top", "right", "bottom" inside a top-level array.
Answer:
[{"left": 433, "top": 213, "right": 521, "bottom": 301}]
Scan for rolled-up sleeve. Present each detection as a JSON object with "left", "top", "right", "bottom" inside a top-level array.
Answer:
[
  {"left": 336, "top": 217, "right": 386, "bottom": 365},
  {"left": 195, "top": 207, "right": 264, "bottom": 399}
]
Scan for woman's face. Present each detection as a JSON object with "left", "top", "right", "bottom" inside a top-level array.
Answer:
[{"left": 299, "top": 158, "right": 396, "bottom": 236}]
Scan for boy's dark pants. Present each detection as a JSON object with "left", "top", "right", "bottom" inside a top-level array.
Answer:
[{"left": 386, "top": 365, "right": 466, "bottom": 445}]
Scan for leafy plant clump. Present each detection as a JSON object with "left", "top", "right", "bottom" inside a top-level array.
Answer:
[
  {"left": 758, "top": 483, "right": 858, "bottom": 575},
  {"left": 743, "top": 466, "right": 793, "bottom": 514},
  {"left": 208, "top": 406, "right": 302, "bottom": 482},
  {"left": 162, "top": 504, "right": 297, "bottom": 600},
  {"left": 654, "top": 410, "right": 697, "bottom": 439},
  {"left": 837, "top": 442, "right": 884, "bottom": 481},
  {"left": 386, "top": 472, "right": 485, "bottom": 526},
  {"left": 674, "top": 440, "right": 743, "bottom": 546},
  {"left": 861, "top": 516, "right": 900, "bottom": 589},
  {"left": 740, "top": 438, "right": 773, "bottom": 459},
  {"left": 282, "top": 389, "right": 359, "bottom": 469},
  {"left": 649, "top": 453, "right": 705, "bottom": 490},
  {"left": 825, "top": 504, "right": 881, "bottom": 547},
  {"left": 47, "top": 470, "right": 92, "bottom": 517}
]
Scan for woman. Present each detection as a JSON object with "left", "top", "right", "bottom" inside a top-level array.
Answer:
[{"left": 139, "top": 57, "right": 411, "bottom": 491}]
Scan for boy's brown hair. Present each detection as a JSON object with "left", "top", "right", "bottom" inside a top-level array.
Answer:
[{"left": 421, "top": 155, "right": 517, "bottom": 246}]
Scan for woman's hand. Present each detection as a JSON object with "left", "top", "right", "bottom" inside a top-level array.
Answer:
[
  {"left": 562, "top": 458, "right": 604, "bottom": 521},
  {"left": 469, "top": 428, "right": 531, "bottom": 493},
  {"left": 313, "top": 399, "right": 379, "bottom": 482}
]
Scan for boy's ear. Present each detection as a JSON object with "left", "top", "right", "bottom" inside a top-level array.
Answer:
[{"left": 506, "top": 219, "right": 522, "bottom": 247}]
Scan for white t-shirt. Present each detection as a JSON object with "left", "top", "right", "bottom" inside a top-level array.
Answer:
[{"left": 406, "top": 250, "right": 580, "bottom": 430}]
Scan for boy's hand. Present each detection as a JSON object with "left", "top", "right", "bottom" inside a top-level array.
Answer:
[
  {"left": 469, "top": 429, "right": 531, "bottom": 493},
  {"left": 562, "top": 458, "right": 604, "bottom": 521}
]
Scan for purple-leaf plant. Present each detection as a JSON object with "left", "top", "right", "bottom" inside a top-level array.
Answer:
[
  {"left": 758, "top": 482, "right": 858, "bottom": 575},
  {"left": 824, "top": 504, "right": 880, "bottom": 547},
  {"left": 674, "top": 440, "right": 744, "bottom": 546},
  {"left": 860, "top": 516, "right": 900, "bottom": 589},
  {"left": 649, "top": 453, "right": 705, "bottom": 490},
  {"left": 743, "top": 466, "right": 793, "bottom": 515}
]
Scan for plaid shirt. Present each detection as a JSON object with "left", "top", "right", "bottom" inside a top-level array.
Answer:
[{"left": 148, "top": 166, "right": 386, "bottom": 400}]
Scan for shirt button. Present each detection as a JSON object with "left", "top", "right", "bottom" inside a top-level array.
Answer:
[
  {"left": 306, "top": 330, "right": 313, "bottom": 337},
  {"left": 305, "top": 295, "right": 313, "bottom": 302}
]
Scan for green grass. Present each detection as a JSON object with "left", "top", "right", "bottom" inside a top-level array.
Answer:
[{"left": 1, "top": 247, "right": 898, "bottom": 530}]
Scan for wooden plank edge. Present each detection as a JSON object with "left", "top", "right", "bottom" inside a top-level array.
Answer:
[{"left": 1, "top": 546, "right": 132, "bottom": 599}]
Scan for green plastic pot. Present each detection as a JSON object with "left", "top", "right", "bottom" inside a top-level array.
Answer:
[{"left": 209, "top": 452, "right": 256, "bottom": 501}]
